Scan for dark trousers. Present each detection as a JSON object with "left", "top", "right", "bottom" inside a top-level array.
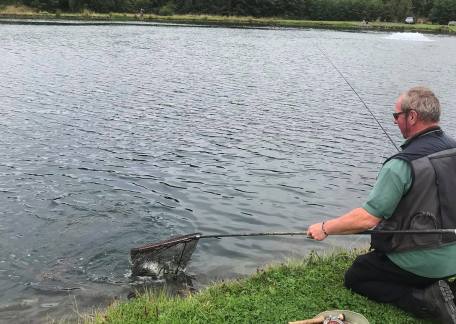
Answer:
[{"left": 344, "top": 250, "right": 437, "bottom": 305}]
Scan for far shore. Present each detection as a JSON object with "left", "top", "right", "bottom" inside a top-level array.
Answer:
[{"left": 1, "top": 11, "right": 456, "bottom": 34}]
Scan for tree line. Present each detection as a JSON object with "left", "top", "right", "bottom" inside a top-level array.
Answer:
[{"left": 1, "top": 0, "right": 455, "bottom": 24}]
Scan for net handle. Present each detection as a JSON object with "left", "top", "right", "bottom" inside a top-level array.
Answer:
[
  {"left": 131, "top": 229, "right": 456, "bottom": 255},
  {"left": 200, "top": 229, "right": 456, "bottom": 239}
]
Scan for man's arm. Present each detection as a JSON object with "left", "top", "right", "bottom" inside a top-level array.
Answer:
[
  {"left": 306, "top": 208, "right": 381, "bottom": 240},
  {"left": 306, "top": 158, "right": 412, "bottom": 241}
]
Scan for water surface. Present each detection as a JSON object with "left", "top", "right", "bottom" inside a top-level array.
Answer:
[{"left": 1, "top": 24, "right": 455, "bottom": 322}]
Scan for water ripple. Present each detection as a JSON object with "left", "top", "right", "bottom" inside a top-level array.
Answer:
[{"left": 1, "top": 25, "right": 456, "bottom": 322}]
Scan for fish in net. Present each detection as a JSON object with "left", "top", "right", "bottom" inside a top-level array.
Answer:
[{"left": 130, "top": 233, "right": 201, "bottom": 278}]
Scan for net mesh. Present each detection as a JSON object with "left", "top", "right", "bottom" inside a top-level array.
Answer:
[{"left": 130, "top": 233, "right": 200, "bottom": 278}]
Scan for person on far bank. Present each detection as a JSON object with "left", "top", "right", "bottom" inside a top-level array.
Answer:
[{"left": 307, "top": 86, "right": 456, "bottom": 323}]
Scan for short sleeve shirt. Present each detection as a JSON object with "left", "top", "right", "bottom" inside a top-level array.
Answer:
[{"left": 362, "top": 158, "right": 456, "bottom": 278}]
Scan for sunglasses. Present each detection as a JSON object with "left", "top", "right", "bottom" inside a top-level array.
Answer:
[{"left": 393, "top": 111, "right": 407, "bottom": 120}]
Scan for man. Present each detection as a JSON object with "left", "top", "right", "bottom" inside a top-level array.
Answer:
[{"left": 307, "top": 86, "right": 456, "bottom": 323}]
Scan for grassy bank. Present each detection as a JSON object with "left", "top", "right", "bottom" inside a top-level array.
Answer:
[
  {"left": 86, "top": 249, "right": 431, "bottom": 324},
  {"left": 1, "top": 5, "right": 455, "bottom": 34}
]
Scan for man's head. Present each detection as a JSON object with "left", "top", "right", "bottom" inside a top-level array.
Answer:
[{"left": 394, "top": 86, "right": 440, "bottom": 139}]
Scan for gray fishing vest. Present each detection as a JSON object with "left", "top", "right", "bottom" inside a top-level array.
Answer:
[{"left": 371, "top": 128, "right": 456, "bottom": 252}]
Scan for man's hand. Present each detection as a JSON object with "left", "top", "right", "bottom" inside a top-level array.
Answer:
[{"left": 306, "top": 222, "right": 328, "bottom": 241}]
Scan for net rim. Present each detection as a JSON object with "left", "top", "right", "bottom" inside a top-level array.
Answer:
[{"left": 130, "top": 233, "right": 201, "bottom": 255}]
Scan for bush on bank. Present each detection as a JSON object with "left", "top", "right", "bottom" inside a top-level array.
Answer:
[
  {"left": 87, "top": 249, "right": 431, "bottom": 324},
  {"left": 0, "top": 9, "right": 455, "bottom": 34},
  {"left": 1, "top": 0, "right": 456, "bottom": 24}
]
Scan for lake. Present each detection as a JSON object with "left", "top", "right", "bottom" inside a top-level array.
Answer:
[{"left": 1, "top": 22, "right": 455, "bottom": 322}]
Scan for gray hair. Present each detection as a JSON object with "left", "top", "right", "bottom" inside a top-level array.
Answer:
[{"left": 400, "top": 86, "right": 440, "bottom": 122}]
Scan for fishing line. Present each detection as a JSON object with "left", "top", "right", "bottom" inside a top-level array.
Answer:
[
  {"left": 315, "top": 43, "right": 400, "bottom": 249},
  {"left": 316, "top": 43, "right": 400, "bottom": 152},
  {"left": 132, "top": 43, "right": 408, "bottom": 277}
]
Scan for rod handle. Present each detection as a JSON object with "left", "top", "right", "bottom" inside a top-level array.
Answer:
[{"left": 288, "top": 315, "right": 325, "bottom": 324}]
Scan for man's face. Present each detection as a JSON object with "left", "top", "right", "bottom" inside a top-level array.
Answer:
[{"left": 394, "top": 96, "right": 408, "bottom": 138}]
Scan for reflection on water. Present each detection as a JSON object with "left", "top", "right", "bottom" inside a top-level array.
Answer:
[{"left": 0, "top": 24, "right": 455, "bottom": 322}]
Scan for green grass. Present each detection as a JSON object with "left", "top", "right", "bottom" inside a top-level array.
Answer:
[
  {"left": 86, "top": 249, "right": 432, "bottom": 324},
  {"left": 0, "top": 6, "right": 455, "bottom": 34}
]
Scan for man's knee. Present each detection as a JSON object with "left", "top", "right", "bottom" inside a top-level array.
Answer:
[
  {"left": 344, "top": 265, "right": 358, "bottom": 290},
  {"left": 344, "top": 254, "right": 367, "bottom": 289}
]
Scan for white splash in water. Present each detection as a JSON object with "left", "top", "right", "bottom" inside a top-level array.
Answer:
[{"left": 385, "top": 32, "right": 433, "bottom": 42}]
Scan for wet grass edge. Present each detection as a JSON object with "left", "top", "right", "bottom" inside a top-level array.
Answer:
[{"left": 85, "top": 248, "right": 432, "bottom": 324}]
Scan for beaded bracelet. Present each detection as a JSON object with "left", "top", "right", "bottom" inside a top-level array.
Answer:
[{"left": 321, "top": 221, "right": 329, "bottom": 236}]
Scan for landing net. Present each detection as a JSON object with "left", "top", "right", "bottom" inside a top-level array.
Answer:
[{"left": 130, "top": 233, "right": 201, "bottom": 278}]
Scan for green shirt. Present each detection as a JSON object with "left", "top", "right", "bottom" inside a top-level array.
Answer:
[{"left": 362, "top": 158, "right": 456, "bottom": 278}]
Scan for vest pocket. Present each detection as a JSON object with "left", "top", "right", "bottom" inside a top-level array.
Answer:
[{"left": 410, "top": 211, "right": 442, "bottom": 246}]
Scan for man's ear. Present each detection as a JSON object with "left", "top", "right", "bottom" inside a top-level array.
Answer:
[{"left": 409, "top": 110, "right": 418, "bottom": 125}]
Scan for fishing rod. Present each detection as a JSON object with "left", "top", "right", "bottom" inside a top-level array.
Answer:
[{"left": 316, "top": 44, "right": 400, "bottom": 152}]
